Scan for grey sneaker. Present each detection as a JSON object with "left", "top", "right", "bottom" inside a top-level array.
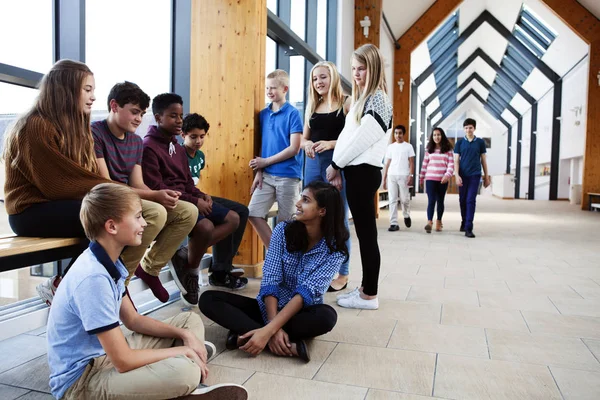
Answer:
[
  {"left": 205, "top": 341, "right": 217, "bottom": 362},
  {"left": 182, "top": 383, "right": 248, "bottom": 399}
]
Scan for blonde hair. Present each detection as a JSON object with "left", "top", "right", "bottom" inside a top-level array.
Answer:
[
  {"left": 80, "top": 183, "right": 141, "bottom": 241},
  {"left": 304, "top": 61, "right": 345, "bottom": 126},
  {"left": 3, "top": 59, "right": 98, "bottom": 172},
  {"left": 266, "top": 69, "right": 290, "bottom": 88},
  {"left": 351, "top": 44, "right": 388, "bottom": 123}
]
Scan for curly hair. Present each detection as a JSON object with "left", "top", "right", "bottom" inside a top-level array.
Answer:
[{"left": 426, "top": 127, "right": 454, "bottom": 154}]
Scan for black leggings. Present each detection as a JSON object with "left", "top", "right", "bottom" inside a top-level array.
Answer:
[
  {"left": 199, "top": 290, "right": 337, "bottom": 340},
  {"left": 8, "top": 200, "right": 89, "bottom": 273},
  {"left": 425, "top": 180, "right": 449, "bottom": 221},
  {"left": 343, "top": 164, "right": 381, "bottom": 296}
]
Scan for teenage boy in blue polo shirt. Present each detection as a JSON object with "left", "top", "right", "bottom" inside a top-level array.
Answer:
[
  {"left": 46, "top": 183, "right": 247, "bottom": 400},
  {"left": 248, "top": 69, "right": 303, "bottom": 248},
  {"left": 454, "top": 118, "right": 489, "bottom": 238}
]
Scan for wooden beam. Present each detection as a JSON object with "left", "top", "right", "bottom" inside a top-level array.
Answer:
[
  {"left": 190, "top": 0, "right": 266, "bottom": 266},
  {"left": 538, "top": 0, "right": 600, "bottom": 209},
  {"left": 354, "top": 0, "right": 382, "bottom": 49},
  {"left": 393, "top": 0, "right": 462, "bottom": 143}
]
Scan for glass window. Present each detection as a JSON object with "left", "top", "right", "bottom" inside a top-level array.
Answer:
[
  {"left": 267, "top": 0, "right": 277, "bottom": 14},
  {"left": 289, "top": 56, "right": 305, "bottom": 116},
  {"left": 316, "top": 0, "right": 327, "bottom": 58},
  {"left": 85, "top": 0, "right": 171, "bottom": 113},
  {"left": 290, "top": 0, "right": 306, "bottom": 40},
  {"left": 0, "top": 83, "right": 39, "bottom": 117},
  {"left": 265, "top": 37, "right": 277, "bottom": 103},
  {"left": 0, "top": 0, "right": 53, "bottom": 74}
]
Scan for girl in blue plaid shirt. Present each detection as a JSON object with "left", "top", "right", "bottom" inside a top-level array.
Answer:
[{"left": 200, "top": 181, "right": 349, "bottom": 362}]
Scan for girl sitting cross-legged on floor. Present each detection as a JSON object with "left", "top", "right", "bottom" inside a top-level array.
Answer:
[{"left": 199, "top": 181, "right": 349, "bottom": 362}]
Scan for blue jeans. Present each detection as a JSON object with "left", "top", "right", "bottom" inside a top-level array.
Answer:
[
  {"left": 425, "top": 180, "right": 448, "bottom": 221},
  {"left": 459, "top": 175, "right": 481, "bottom": 232},
  {"left": 303, "top": 150, "right": 350, "bottom": 276}
]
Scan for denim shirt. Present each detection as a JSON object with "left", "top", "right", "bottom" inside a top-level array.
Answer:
[{"left": 257, "top": 222, "right": 345, "bottom": 323}]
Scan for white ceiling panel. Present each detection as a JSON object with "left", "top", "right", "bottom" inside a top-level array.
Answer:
[
  {"left": 525, "top": 0, "right": 589, "bottom": 77},
  {"left": 458, "top": 58, "right": 495, "bottom": 84},
  {"left": 521, "top": 68, "right": 553, "bottom": 100},
  {"left": 510, "top": 93, "right": 531, "bottom": 115},
  {"left": 426, "top": 97, "right": 441, "bottom": 116},
  {"left": 457, "top": 80, "right": 489, "bottom": 101},
  {"left": 478, "top": 24, "right": 509, "bottom": 64},
  {"left": 458, "top": 0, "right": 485, "bottom": 30},
  {"left": 411, "top": 40, "right": 432, "bottom": 80},
  {"left": 383, "top": 0, "right": 437, "bottom": 39},
  {"left": 418, "top": 74, "right": 438, "bottom": 102},
  {"left": 502, "top": 109, "right": 518, "bottom": 124},
  {"left": 485, "top": 0, "right": 523, "bottom": 30}
]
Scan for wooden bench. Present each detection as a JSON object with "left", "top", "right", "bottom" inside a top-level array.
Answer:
[
  {"left": 0, "top": 235, "right": 86, "bottom": 273},
  {"left": 588, "top": 193, "right": 600, "bottom": 211}
]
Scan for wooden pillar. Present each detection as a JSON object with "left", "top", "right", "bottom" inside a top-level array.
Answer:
[
  {"left": 354, "top": 0, "right": 382, "bottom": 48},
  {"left": 538, "top": 0, "right": 600, "bottom": 210},
  {"left": 190, "top": 0, "right": 266, "bottom": 274},
  {"left": 393, "top": 0, "right": 462, "bottom": 144}
]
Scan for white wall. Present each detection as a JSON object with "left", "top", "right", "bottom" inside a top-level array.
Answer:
[
  {"left": 336, "top": 0, "right": 355, "bottom": 81},
  {"left": 560, "top": 58, "right": 588, "bottom": 160},
  {"left": 535, "top": 89, "right": 553, "bottom": 167},
  {"left": 380, "top": 23, "right": 396, "bottom": 101}
]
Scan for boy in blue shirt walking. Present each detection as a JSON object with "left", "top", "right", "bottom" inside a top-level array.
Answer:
[
  {"left": 454, "top": 118, "right": 490, "bottom": 238},
  {"left": 46, "top": 183, "right": 247, "bottom": 400},
  {"left": 248, "top": 69, "right": 303, "bottom": 248}
]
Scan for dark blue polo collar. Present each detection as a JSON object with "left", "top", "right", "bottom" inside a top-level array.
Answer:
[{"left": 89, "top": 242, "right": 122, "bottom": 284}]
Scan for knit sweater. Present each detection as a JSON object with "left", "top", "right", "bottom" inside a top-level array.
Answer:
[
  {"left": 332, "top": 90, "right": 393, "bottom": 169},
  {"left": 3, "top": 114, "right": 109, "bottom": 215},
  {"left": 419, "top": 149, "right": 455, "bottom": 182},
  {"left": 142, "top": 126, "right": 205, "bottom": 205}
]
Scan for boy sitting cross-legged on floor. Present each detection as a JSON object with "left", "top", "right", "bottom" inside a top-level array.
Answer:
[
  {"left": 92, "top": 81, "right": 198, "bottom": 303},
  {"left": 47, "top": 183, "right": 248, "bottom": 400},
  {"left": 181, "top": 113, "right": 249, "bottom": 289},
  {"left": 142, "top": 93, "right": 241, "bottom": 305}
]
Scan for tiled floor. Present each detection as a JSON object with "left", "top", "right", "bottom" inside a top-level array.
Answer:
[{"left": 1, "top": 194, "right": 600, "bottom": 399}]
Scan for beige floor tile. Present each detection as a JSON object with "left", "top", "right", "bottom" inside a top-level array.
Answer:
[
  {"left": 582, "top": 339, "right": 600, "bottom": 361},
  {"left": 406, "top": 286, "right": 479, "bottom": 306},
  {"left": 550, "top": 367, "right": 600, "bottom": 400},
  {"left": 366, "top": 389, "right": 448, "bottom": 399},
  {"left": 388, "top": 322, "right": 488, "bottom": 358},
  {"left": 243, "top": 372, "right": 368, "bottom": 400},
  {"left": 478, "top": 291, "right": 559, "bottom": 313},
  {"left": 363, "top": 299, "right": 441, "bottom": 324},
  {"left": 444, "top": 277, "right": 511, "bottom": 293},
  {"left": 384, "top": 273, "right": 445, "bottom": 288},
  {"left": 417, "top": 266, "right": 475, "bottom": 278},
  {"left": 318, "top": 315, "right": 396, "bottom": 347},
  {"left": 315, "top": 343, "right": 435, "bottom": 395},
  {"left": 202, "top": 364, "right": 254, "bottom": 386},
  {"left": 487, "top": 329, "right": 600, "bottom": 371},
  {"left": 549, "top": 297, "right": 600, "bottom": 318},
  {"left": 376, "top": 282, "right": 412, "bottom": 301},
  {"left": 434, "top": 354, "right": 562, "bottom": 400},
  {"left": 523, "top": 311, "right": 600, "bottom": 339},
  {"left": 505, "top": 282, "right": 583, "bottom": 299},
  {"left": 210, "top": 339, "right": 336, "bottom": 379},
  {"left": 441, "top": 304, "right": 529, "bottom": 332},
  {"left": 569, "top": 282, "right": 600, "bottom": 300}
]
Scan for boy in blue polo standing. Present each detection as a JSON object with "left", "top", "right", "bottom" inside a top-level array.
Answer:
[{"left": 454, "top": 118, "right": 489, "bottom": 238}]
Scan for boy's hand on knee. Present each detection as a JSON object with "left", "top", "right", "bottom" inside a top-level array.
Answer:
[
  {"left": 182, "top": 332, "right": 208, "bottom": 364},
  {"left": 197, "top": 199, "right": 212, "bottom": 216},
  {"left": 155, "top": 189, "right": 180, "bottom": 209}
]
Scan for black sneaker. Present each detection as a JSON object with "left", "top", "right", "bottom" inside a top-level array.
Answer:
[
  {"left": 185, "top": 383, "right": 248, "bottom": 399},
  {"left": 209, "top": 272, "right": 248, "bottom": 290},
  {"left": 465, "top": 231, "right": 476, "bottom": 238},
  {"left": 404, "top": 217, "right": 412, "bottom": 228},
  {"left": 169, "top": 247, "right": 200, "bottom": 306},
  {"left": 388, "top": 225, "right": 399, "bottom": 232},
  {"left": 460, "top": 221, "right": 465, "bottom": 232}
]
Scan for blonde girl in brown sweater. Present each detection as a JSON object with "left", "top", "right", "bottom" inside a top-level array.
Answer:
[{"left": 2, "top": 59, "right": 109, "bottom": 303}]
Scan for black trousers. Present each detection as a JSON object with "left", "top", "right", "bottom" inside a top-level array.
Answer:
[
  {"left": 8, "top": 200, "right": 89, "bottom": 274},
  {"left": 211, "top": 197, "right": 249, "bottom": 273},
  {"left": 343, "top": 164, "right": 382, "bottom": 296},
  {"left": 199, "top": 290, "right": 337, "bottom": 340}
]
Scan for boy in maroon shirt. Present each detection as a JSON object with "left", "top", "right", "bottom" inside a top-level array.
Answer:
[{"left": 142, "top": 93, "right": 240, "bottom": 305}]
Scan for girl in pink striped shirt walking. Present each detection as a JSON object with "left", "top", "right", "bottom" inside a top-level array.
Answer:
[{"left": 419, "top": 128, "right": 454, "bottom": 233}]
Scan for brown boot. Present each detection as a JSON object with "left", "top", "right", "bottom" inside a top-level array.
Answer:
[
  {"left": 424, "top": 220, "right": 432, "bottom": 233},
  {"left": 436, "top": 220, "right": 443, "bottom": 232}
]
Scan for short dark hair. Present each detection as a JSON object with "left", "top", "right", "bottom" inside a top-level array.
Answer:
[
  {"left": 106, "top": 81, "right": 150, "bottom": 112},
  {"left": 182, "top": 113, "right": 210, "bottom": 134},
  {"left": 152, "top": 93, "right": 183, "bottom": 115},
  {"left": 394, "top": 125, "right": 406, "bottom": 134},
  {"left": 463, "top": 118, "right": 477, "bottom": 128}
]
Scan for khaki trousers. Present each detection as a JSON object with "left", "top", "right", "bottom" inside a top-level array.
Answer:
[
  {"left": 62, "top": 312, "right": 205, "bottom": 400},
  {"left": 121, "top": 199, "right": 198, "bottom": 281}
]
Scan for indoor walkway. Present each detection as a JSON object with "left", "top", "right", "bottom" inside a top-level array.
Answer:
[{"left": 1, "top": 194, "right": 599, "bottom": 400}]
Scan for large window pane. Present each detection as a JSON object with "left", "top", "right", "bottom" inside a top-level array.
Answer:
[
  {"left": 0, "top": 83, "right": 38, "bottom": 117},
  {"left": 267, "top": 0, "right": 277, "bottom": 14},
  {"left": 0, "top": 1, "right": 53, "bottom": 73},
  {"left": 289, "top": 56, "right": 305, "bottom": 116},
  {"left": 316, "top": 0, "right": 327, "bottom": 58},
  {"left": 265, "top": 37, "right": 277, "bottom": 103},
  {"left": 290, "top": 0, "right": 306, "bottom": 40},
  {"left": 85, "top": 0, "right": 171, "bottom": 112}
]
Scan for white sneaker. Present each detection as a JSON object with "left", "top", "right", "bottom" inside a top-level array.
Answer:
[
  {"left": 337, "top": 294, "right": 379, "bottom": 310},
  {"left": 205, "top": 341, "right": 217, "bottom": 362},
  {"left": 36, "top": 276, "right": 60, "bottom": 306},
  {"left": 183, "top": 383, "right": 248, "bottom": 399},
  {"left": 336, "top": 287, "right": 359, "bottom": 301}
]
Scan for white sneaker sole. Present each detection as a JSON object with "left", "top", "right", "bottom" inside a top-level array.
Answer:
[
  {"left": 205, "top": 341, "right": 217, "bottom": 362},
  {"left": 337, "top": 297, "right": 379, "bottom": 310}
]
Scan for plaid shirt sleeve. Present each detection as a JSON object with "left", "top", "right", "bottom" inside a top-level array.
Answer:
[
  {"left": 258, "top": 222, "right": 286, "bottom": 301},
  {"left": 294, "top": 250, "right": 345, "bottom": 307}
]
